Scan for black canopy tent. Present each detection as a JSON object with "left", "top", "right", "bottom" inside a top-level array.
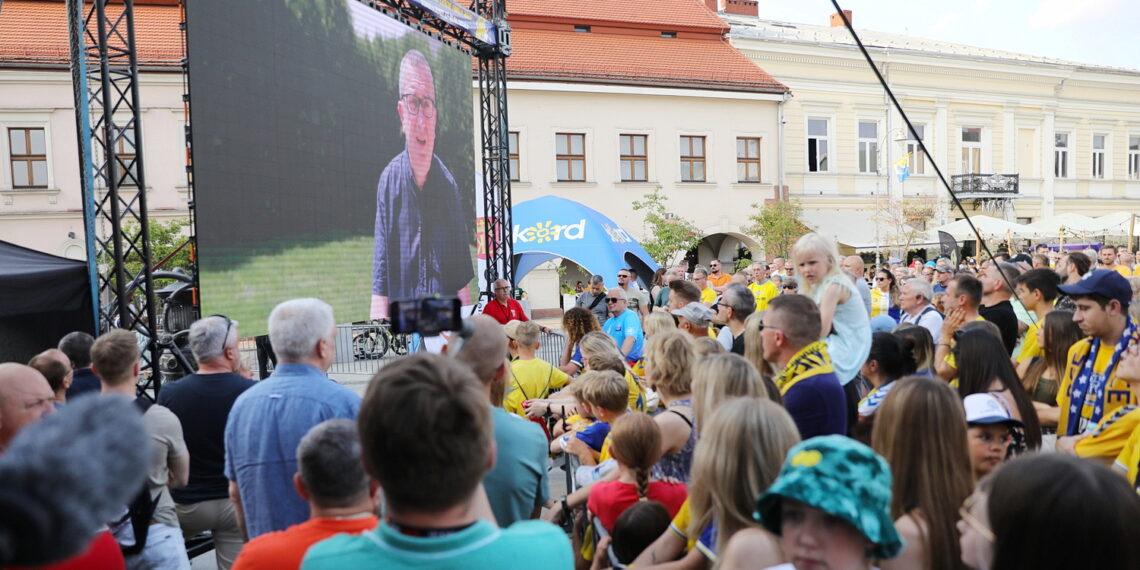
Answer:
[{"left": 0, "top": 240, "right": 94, "bottom": 364}]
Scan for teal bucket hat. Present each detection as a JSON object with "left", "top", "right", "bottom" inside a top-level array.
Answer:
[{"left": 753, "top": 435, "right": 903, "bottom": 560}]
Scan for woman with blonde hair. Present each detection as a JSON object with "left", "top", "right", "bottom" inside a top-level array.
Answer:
[
  {"left": 643, "top": 311, "right": 677, "bottom": 339},
  {"left": 634, "top": 398, "right": 801, "bottom": 567},
  {"left": 692, "top": 354, "right": 779, "bottom": 427},
  {"left": 641, "top": 330, "right": 697, "bottom": 483},
  {"left": 872, "top": 376, "right": 973, "bottom": 570},
  {"left": 559, "top": 307, "right": 602, "bottom": 375},
  {"left": 742, "top": 311, "right": 773, "bottom": 378},
  {"left": 790, "top": 232, "right": 871, "bottom": 387}
]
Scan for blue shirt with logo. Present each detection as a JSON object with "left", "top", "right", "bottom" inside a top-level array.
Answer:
[{"left": 603, "top": 310, "right": 644, "bottom": 361}]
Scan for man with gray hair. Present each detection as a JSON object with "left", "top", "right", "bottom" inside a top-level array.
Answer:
[
  {"left": 840, "top": 255, "right": 872, "bottom": 316},
  {"left": 449, "top": 315, "right": 549, "bottom": 526},
  {"left": 225, "top": 298, "right": 361, "bottom": 539},
  {"left": 898, "top": 278, "right": 944, "bottom": 343},
  {"left": 230, "top": 419, "right": 378, "bottom": 569},
  {"left": 157, "top": 315, "right": 254, "bottom": 569},
  {"left": 712, "top": 283, "right": 756, "bottom": 355},
  {"left": 575, "top": 274, "right": 609, "bottom": 326},
  {"left": 979, "top": 261, "right": 1024, "bottom": 355}
]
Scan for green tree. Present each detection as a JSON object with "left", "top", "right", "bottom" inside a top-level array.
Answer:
[
  {"left": 121, "top": 217, "right": 192, "bottom": 276},
  {"left": 745, "top": 200, "right": 811, "bottom": 260},
  {"left": 631, "top": 188, "right": 703, "bottom": 267}
]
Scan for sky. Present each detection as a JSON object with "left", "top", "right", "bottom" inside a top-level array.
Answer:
[{"left": 754, "top": 0, "right": 1140, "bottom": 71}]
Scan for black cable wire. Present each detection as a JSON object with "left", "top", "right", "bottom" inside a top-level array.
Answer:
[{"left": 828, "top": 1, "right": 1019, "bottom": 296}]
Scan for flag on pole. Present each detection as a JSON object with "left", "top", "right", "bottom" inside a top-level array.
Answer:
[{"left": 893, "top": 152, "right": 911, "bottom": 183}]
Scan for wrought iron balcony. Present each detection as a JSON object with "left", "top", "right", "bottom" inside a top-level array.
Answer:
[{"left": 950, "top": 173, "right": 1019, "bottom": 197}]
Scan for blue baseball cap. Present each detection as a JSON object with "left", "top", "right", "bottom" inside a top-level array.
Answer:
[{"left": 1058, "top": 269, "right": 1132, "bottom": 306}]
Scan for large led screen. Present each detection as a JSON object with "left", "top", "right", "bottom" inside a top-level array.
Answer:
[{"left": 187, "top": 0, "right": 477, "bottom": 335}]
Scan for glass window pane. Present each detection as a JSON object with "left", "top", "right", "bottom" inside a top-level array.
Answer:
[
  {"left": 572, "top": 161, "right": 584, "bottom": 181},
  {"left": 738, "top": 163, "right": 746, "bottom": 181},
  {"left": 859, "top": 148, "right": 868, "bottom": 169},
  {"left": 509, "top": 158, "right": 519, "bottom": 180},
  {"left": 557, "top": 161, "right": 569, "bottom": 180},
  {"left": 1131, "top": 136, "right": 1140, "bottom": 150},
  {"left": 749, "top": 138, "right": 759, "bottom": 155},
  {"left": 29, "top": 129, "right": 46, "bottom": 154},
  {"left": 571, "top": 135, "right": 583, "bottom": 155},
  {"left": 869, "top": 145, "right": 878, "bottom": 171},
  {"left": 694, "top": 137, "right": 704, "bottom": 156},
  {"left": 1055, "top": 133, "right": 1068, "bottom": 147},
  {"left": 508, "top": 133, "right": 518, "bottom": 154},
  {"left": 634, "top": 136, "right": 645, "bottom": 156},
  {"left": 620, "top": 135, "right": 630, "bottom": 154},
  {"left": 556, "top": 136, "right": 568, "bottom": 155},
  {"left": 808, "top": 119, "right": 827, "bottom": 136},
  {"left": 693, "top": 162, "right": 705, "bottom": 181},
  {"left": 1094, "top": 135, "right": 1105, "bottom": 149},
  {"left": 910, "top": 125, "right": 924, "bottom": 140},
  {"left": 621, "top": 161, "right": 632, "bottom": 180},
  {"left": 12, "top": 163, "right": 29, "bottom": 186},
  {"left": 859, "top": 122, "right": 877, "bottom": 138},
  {"left": 818, "top": 141, "right": 828, "bottom": 170},
  {"left": 737, "top": 138, "right": 745, "bottom": 157},
  {"left": 10, "top": 130, "right": 26, "bottom": 155},
  {"left": 963, "top": 128, "right": 981, "bottom": 143}
]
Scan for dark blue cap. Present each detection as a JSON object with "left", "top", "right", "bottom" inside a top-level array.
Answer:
[{"left": 1058, "top": 269, "right": 1132, "bottom": 306}]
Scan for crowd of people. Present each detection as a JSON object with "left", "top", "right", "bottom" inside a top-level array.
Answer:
[{"left": 5, "top": 236, "right": 1140, "bottom": 569}]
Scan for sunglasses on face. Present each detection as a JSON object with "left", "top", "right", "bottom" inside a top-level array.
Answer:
[
  {"left": 617, "top": 274, "right": 629, "bottom": 279},
  {"left": 606, "top": 298, "right": 623, "bottom": 303}
]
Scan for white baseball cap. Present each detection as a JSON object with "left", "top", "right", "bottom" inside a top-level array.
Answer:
[{"left": 963, "top": 393, "right": 1023, "bottom": 427}]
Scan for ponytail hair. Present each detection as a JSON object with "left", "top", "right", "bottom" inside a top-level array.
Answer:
[{"left": 609, "top": 413, "right": 662, "bottom": 500}]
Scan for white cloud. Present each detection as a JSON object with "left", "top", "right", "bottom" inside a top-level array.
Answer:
[
  {"left": 1028, "top": 0, "right": 1120, "bottom": 29},
  {"left": 927, "top": 12, "right": 960, "bottom": 35}
]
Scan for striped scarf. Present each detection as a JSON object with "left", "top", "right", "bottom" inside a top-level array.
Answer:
[{"left": 777, "top": 341, "right": 834, "bottom": 394}]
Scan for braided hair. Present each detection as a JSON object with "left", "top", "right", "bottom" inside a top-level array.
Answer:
[{"left": 609, "top": 413, "right": 662, "bottom": 500}]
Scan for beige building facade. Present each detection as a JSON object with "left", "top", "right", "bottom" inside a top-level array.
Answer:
[{"left": 725, "top": 13, "right": 1140, "bottom": 249}]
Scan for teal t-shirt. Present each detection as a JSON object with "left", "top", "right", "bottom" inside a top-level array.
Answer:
[
  {"left": 302, "top": 519, "right": 572, "bottom": 569},
  {"left": 485, "top": 407, "right": 550, "bottom": 526}
]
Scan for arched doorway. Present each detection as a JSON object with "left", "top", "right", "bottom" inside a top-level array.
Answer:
[{"left": 685, "top": 232, "right": 760, "bottom": 273}]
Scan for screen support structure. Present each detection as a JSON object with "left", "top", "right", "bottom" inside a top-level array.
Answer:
[{"left": 67, "top": 0, "right": 162, "bottom": 395}]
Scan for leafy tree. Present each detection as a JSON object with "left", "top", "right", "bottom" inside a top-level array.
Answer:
[
  {"left": 121, "top": 217, "right": 192, "bottom": 276},
  {"left": 631, "top": 188, "right": 703, "bottom": 267},
  {"left": 744, "top": 200, "right": 811, "bottom": 260},
  {"left": 872, "top": 198, "right": 936, "bottom": 259}
]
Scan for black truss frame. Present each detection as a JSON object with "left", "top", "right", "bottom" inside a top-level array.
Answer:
[
  {"left": 67, "top": 0, "right": 162, "bottom": 394},
  {"left": 68, "top": 0, "right": 513, "bottom": 394}
]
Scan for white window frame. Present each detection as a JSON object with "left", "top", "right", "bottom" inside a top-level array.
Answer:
[
  {"left": 1129, "top": 134, "right": 1140, "bottom": 181},
  {"left": 806, "top": 117, "right": 831, "bottom": 173},
  {"left": 1092, "top": 133, "right": 1106, "bottom": 179},
  {"left": 961, "top": 127, "right": 982, "bottom": 174},
  {"left": 1054, "top": 132, "right": 1070, "bottom": 179},
  {"left": 857, "top": 120, "right": 879, "bottom": 174},
  {"left": 905, "top": 124, "right": 926, "bottom": 175}
]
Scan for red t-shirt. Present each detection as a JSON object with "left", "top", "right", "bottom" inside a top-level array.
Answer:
[
  {"left": 21, "top": 529, "right": 124, "bottom": 570},
  {"left": 587, "top": 480, "right": 688, "bottom": 532},
  {"left": 482, "top": 298, "right": 529, "bottom": 325},
  {"left": 232, "top": 515, "right": 379, "bottom": 570}
]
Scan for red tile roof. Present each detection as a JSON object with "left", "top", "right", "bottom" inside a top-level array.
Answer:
[
  {"left": 507, "top": 0, "right": 727, "bottom": 33},
  {"left": 505, "top": 28, "right": 786, "bottom": 93},
  {"left": 0, "top": 1, "right": 182, "bottom": 68}
]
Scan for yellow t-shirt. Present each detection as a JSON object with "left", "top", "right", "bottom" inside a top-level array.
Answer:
[
  {"left": 1112, "top": 411, "right": 1140, "bottom": 488},
  {"left": 942, "top": 316, "right": 987, "bottom": 373},
  {"left": 624, "top": 370, "right": 646, "bottom": 413},
  {"left": 1057, "top": 337, "right": 1140, "bottom": 437},
  {"left": 599, "top": 433, "right": 614, "bottom": 463},
  {"left": 748, "top": 281, "right": 779, "bottom": 311},
  {"left": 700, "top": 287, "right": 717, "bottom": 305},
  {"left": 1115, "top": 265, "right": 1133, "bottom": 278},
  {"left": 870, "top": 287, "right": 890, "bottom": 318},
  {"left": 1079, "top": 406, "right": 1140, "bottom": 462},
  {"left": 668, "top": 498, "right": 697, "bottom": 552},
  {"left": 1017, "top": 320, "right": 1044, "bottom": 364},
  {"left": 504, "top": 358, "right": 569, "bottom": 417}
]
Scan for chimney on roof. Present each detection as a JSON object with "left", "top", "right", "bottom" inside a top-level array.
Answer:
[
  {"left": 830, "top": 10, "right": 852, "bottom": 27},
  {"left": 704, "top": 0, "right": 758, "bottom": 16}
]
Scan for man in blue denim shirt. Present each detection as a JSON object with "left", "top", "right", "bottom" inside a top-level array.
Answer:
[{"left": 224, "top": 298, "right": 360, "bottom": 539}]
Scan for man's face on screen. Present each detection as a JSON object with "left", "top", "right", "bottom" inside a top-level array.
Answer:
[{"left": 399, "top": 62, "right": 437, "bottom": 182}]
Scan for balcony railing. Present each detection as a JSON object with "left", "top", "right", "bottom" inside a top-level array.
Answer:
[{"left": 951, "top": 173, "right": 1019, "bottom": 195}]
